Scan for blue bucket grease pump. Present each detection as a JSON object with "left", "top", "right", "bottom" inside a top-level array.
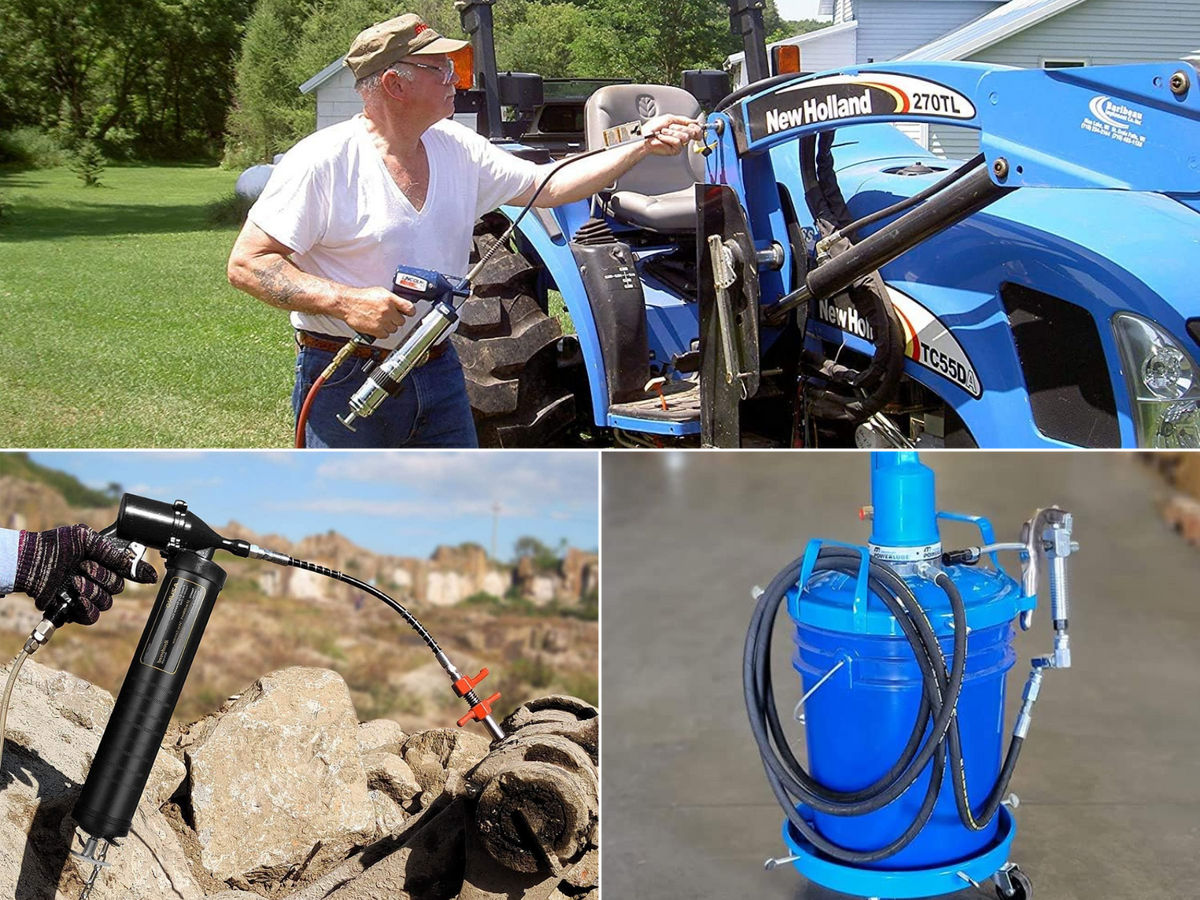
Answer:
[{"left": 746, "top": 452, "right": 1076, "bottom": 900}]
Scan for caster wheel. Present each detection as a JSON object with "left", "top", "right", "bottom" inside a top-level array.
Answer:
[{"left": 995, "top": 865, "right": 1032, "bottom": 900}]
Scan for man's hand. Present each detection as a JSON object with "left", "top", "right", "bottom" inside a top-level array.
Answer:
[
  {"left": 641, "top": 114, "right": 704, "bottom": 157},
  {"left": 15, "top": 526, "right": 159, "bottom": 625},
  {"left": 339, "top": 286, "right": 417, "bottom": 339}
]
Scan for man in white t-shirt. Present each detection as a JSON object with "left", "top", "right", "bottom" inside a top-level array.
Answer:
[{"left": 227, "top": 13, "right": 702, "bottom": 448}]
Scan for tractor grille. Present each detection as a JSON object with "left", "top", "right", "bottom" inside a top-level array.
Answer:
[{"left": 1001, "top": 283, "right": 1120, "bottom": 447}]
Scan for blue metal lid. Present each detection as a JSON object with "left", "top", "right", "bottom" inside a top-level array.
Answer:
[{"left": 788, "top": 526, "right": 1034, "bottom": 637}]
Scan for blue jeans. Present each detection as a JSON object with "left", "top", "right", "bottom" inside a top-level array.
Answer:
[{"left": 292, "top": 342, "right": 479, "bottom": 448}]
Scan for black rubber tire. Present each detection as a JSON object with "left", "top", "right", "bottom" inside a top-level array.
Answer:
[
  {"left": 996, "top": 867, "right": 1032, "bottom": 900},
  {"left": 451, "top": 218, "right": 579, "bottom": 448}
]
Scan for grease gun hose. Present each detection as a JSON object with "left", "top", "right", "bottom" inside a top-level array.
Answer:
[
  {"left": 295, "top": 125, "right": 677, "bottom": 445},
  {"left": 0, "top": 649, "right": 29, "bottom": 780},
  {"left": 287, "top": 557, "right": 444, "bottom": 657},
  {"left": 746, "top": 548, "right": 1024, "bottom": 863}
]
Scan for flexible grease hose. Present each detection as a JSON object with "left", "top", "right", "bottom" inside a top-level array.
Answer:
[
  {"left": 287, "top": 557, "right": 443, "bottom": 656},
  {"left": 0, "top": 649, "right": 30, "bottom": 779},
  {"left": 745, "top": 548, "right": 1023, "bottom": 863},
  {"left": 260, "top": 549, "right": 503, "bottom": 739}
]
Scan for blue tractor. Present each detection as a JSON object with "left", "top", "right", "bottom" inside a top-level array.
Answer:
[{"left": 424, "top": 1, "right": 1200, "bottom": 448}]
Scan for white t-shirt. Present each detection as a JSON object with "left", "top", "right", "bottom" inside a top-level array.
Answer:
[{"left": 248, "top": 115, "right": 538, "bottom": 349}]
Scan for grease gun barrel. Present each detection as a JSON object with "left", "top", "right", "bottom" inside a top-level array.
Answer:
[{"left": 338, "top": 301, "right": 458, "bottom": 431}]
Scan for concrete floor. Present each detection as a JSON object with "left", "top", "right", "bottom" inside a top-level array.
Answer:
[{"left": 602, "top": 452, "right": 1200, "bottom": 900}]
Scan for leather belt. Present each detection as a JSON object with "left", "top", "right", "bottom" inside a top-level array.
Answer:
[{"left": 296, "top": 331, "right": 448, "bottom": 363}]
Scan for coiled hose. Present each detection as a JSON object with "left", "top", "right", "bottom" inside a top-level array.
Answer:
[{"left": 744, "top": 547, "right": 1023, "bottom": 863}]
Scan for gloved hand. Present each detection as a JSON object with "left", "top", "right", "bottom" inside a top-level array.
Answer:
[{"left": 15, "top": 525, "right": 158, "bottom": 625}]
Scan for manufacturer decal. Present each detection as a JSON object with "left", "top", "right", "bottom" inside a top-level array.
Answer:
[
  {"left": 1080, "top": 95, "right": 1146, "bottom": 148},
  {"left": 395, "top": 272, "right": 430, "bottom": 293},
  {"left": 745, "top": 74, "right": 976, "bottom": 144},
  {"left": 140, "top": 578, "right": 207, "bottom": 674},
  {"left": 811, "top": 287, "right": 982, "bottom": 398},
  {"left": 869, "top": 542, "right": 942, "bottom": 563}
]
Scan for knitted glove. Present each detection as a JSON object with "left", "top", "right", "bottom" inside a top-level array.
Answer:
[{"left": 14, "top": 525, "right": 158, "bottom": 625}]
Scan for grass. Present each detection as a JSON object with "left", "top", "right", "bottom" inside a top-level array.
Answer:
[
  {"left": 0, "top": 164, "right": 294, "bottom": 448},
  {"left": 0, "top": 165, "right": 578, "bottom": 447}
]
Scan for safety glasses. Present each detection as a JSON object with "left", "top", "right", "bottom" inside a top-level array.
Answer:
[{"left": 398, "top": 58, "right": 456, "bottom": 85}]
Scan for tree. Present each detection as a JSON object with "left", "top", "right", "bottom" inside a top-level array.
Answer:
[
  {"left": 72, "top": 139, "right": 105, "bottom": 186},
  {"left": 223, "top": 0, "right": 312, "bottom": 165},
  {"left": 513, "top": 535, "right": 561, "bottom": 572},
  {"left": 0, "top": 0, "right": 251, "bottom": 159},
  {"left": 570, "top": 0, "right": 738, "bottom": 84},
  {"left": 494, "top": 0, "right": 591, "bottom": 78}
]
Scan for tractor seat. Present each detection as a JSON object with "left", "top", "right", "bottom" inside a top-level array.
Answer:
[{"left": 584, "top": 84, "right": 704, "bottom": 234}]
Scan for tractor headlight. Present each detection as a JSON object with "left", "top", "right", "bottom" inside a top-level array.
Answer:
[{"left": 1113, "top": 313, "right": 1200, "bottom": 447}]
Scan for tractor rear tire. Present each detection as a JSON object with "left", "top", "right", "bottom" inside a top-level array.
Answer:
[{"left": 451, "top": 220, "right": 579, "bottom": 448}]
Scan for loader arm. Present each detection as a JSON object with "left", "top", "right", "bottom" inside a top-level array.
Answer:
[{"left": 715, "top": 60, "right": 1200, "bottom": 194}]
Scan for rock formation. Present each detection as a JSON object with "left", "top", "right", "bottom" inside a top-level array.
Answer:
[{"left": 0, "top": 660, "right": 598, "bottom": 900}]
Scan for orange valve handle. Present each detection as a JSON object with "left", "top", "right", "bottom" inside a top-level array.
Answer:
[
  {"left": 458, "top": 692, "right": 502, "bottom": 728},
  {"left": 453, "top": 667, "right": 491, "bottom": 697}
]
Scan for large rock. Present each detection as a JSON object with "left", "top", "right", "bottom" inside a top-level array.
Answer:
[
  {"left": 358, "top": 718, "right": 408, "bottom": 757},
  {"left": 185, "top": 667, "right": 375, "bottom": 883},
  {"left": 321, "top": 799, "right": 466, "bottom": 900},
  {"left": 0, "top": 659, "right": 201, "bottom": 900},
  {"left": 401, "top": 729, "right": 491, "bottom": 801},
  {"left": 363, "top": 751, "right": 422, "bottom": 811}
]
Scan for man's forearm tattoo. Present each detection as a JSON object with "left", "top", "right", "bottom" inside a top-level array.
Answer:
[{"left": 252, "top": 258, "right": 304, "bottom": 308}]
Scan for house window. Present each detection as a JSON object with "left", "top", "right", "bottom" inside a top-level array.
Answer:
[{"left": 1041, "top": 58, "right": 1089, "bottom": 69}]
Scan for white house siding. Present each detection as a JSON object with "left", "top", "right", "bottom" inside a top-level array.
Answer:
[
  {"left": 855, "top": 0, "right": 1004, "bottom": 64},
  {"left": 728, "top": 22, "right": 858, "bottom": 86},
  {"left": 315, "top": 66, "right": 362, "bottom": 131},
  {"left": 799, "top": 24, "right": 859, "bottom": 73},
  {"left": 927, "top": 0, "right": 1200, "bottom": 159}
]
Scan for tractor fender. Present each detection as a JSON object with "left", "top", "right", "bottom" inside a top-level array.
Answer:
[{"left": 495, "top": 202, "right": 612, "bottom": 428}]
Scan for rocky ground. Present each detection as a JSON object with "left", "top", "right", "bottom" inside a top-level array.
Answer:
[{"left": 0, "top": 661, "right": 598, "bottom": 900}]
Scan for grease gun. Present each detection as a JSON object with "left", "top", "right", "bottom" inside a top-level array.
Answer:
[{"left": 1, "top": 495, "right": 504, "bottom": 900}]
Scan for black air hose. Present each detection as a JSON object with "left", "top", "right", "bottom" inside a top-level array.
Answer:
[
  {"left": 797, "top": 132, "right": 905, "bottom": 422},
  {"left": 745, "top": 548, "right": 1024, "bottom": 863}
]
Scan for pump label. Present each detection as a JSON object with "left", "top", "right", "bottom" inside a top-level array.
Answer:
[
  {"left": 745, "top": 74, "right": 976, "bottom": 144},
  {"left": 811, "top": 286, "right": 983, "bottom": 398},
  {"left": 869, "top": 542, "right": 942, "bottom": 563},
  {"left": 140, "top": 578, "right": 207, "bottom": 675}
]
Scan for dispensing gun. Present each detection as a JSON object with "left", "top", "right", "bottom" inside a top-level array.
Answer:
[
  {"left": 941, "top": 505, "right": 1077, "bottom": 671},
  {"left": 337, "top": 267, "right": 473, "bottom": 431}
]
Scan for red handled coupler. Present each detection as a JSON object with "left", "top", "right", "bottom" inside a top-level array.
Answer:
[{"left": 451, "top": 667, "right": 504, "bottom": 741}]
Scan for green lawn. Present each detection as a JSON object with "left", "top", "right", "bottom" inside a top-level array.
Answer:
[{"left": 0, "top": 164, "right": 295, "bottom": 447}]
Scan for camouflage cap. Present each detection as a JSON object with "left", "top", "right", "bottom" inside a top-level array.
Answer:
[{"left": 345, "top": 14, "right": 468, "bottom": 80}]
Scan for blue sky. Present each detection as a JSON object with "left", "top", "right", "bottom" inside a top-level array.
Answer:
[{"left": 29, "top": 451, "right": 598, "bottom": 560}]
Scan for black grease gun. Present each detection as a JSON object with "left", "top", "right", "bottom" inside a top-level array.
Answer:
[{"left": 0, "top": 495, "right": 504, "bottom": 900}]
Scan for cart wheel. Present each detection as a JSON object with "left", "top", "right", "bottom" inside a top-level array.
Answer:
[{"left": 995, "top": 866, "right": 1032, "bottom": 900}]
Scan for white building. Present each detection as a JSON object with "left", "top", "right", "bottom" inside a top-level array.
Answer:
[{"left": 298, "top": 57, "right": 361, "bottom": 132}]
